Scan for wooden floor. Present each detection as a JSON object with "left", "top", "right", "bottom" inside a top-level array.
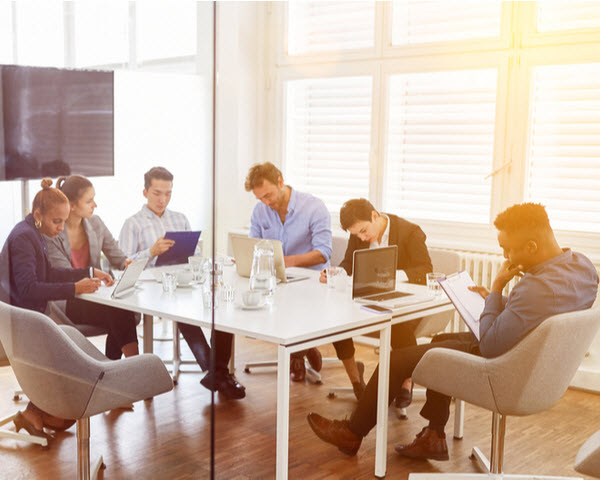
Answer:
[{"left": 1, "top": 326, "right": 600, "bottom": 479}]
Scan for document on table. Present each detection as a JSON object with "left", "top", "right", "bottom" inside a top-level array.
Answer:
[{"left": 438, "top": 271, "right": 485, "bottom": 341}]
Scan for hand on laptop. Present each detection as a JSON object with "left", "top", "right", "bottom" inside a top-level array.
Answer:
[{"left": 150, "top": 236, "right": 175, "bottom": 257}]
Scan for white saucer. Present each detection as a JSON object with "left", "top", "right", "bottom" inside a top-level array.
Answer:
[
  {"left": 177, "top": 281, "right": 200, "bottom": 288},
  {"left": 239, "top": 300, "right": 266, "bottom": 310}
]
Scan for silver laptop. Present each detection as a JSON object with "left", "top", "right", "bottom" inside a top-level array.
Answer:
[
  {"left": 230, "top": 234, "right": 308, "bottom": 283},
  {"left": 352, "top": 246, "right": 429, "bottom": 308},
  {"left": 111, "top": 258, "right": 149, "bottom": 299}
]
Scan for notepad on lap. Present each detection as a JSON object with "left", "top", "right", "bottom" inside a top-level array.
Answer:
[{"left": 438, "top": 271, "right": 485, "bottom": 341}]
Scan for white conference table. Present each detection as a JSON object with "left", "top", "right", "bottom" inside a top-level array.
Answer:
[{"left": 80, "top": 266, "right": 452, "bottom": 479}]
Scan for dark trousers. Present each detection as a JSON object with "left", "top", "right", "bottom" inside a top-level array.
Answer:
[
  {"left": 177, "top": 322, "right": 233, "bottom": 373},
  {"left": 348, "top": 332, "right": 479, "bottom": 437},
  {"left": 333, "top": 320, "right": 419, "bottom": 360},
  {"left": 66, "top": 298, "right": 138, "bottom": 360}
]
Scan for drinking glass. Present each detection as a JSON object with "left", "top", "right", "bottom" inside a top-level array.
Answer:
[
  {"left": 426, "top": 272, "right": 446, "bottom": 297},
  {"left": 221, "top": 283, "right": 235, "bottom": 303},
  {"left": 326, "top": 266, "right": 341, "bottom": 289},
  {"left": 162, "top": 272, "right": 177, "bottom": 293},
  {"left": 188, "top": 255, "right": 205, "bottom": 282}
]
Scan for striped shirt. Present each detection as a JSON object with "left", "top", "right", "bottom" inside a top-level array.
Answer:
[{"left": 119, "top": 205, "right": 190, "bottom": 267}]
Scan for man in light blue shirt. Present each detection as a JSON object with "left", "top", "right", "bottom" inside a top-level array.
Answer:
[
  {"left": 245, "top": 162, "right": 333, "bottom": 381},
  {"left": 119, "top": 167, "right": 246, "bottom": 399}
]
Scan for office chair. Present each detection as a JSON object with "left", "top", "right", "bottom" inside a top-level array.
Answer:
[
  {"left": 0, "top": 301, "right": 173, "bottom": 480},
  {"left": 409, "top": 305, "right": 600, "bottom": 480}
]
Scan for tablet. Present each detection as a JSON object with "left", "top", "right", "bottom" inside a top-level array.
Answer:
[
  {"left": 155, "top": 231, "right": 201, "bottom": 267},
  {"left": 111, "top": 258, "right": 149, "bottom": 299}
]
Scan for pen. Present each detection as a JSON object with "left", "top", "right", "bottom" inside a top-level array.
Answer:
[{"left": 89, "top": 266, "right": 94, "bottom": 279}]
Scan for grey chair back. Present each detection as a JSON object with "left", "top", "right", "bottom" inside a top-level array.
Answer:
[
  {"left": 413, "top": 306, "right": 600, "bottom": 416},
  {"left": 331, "top": 234, "right": 349, "bottom": 268},
  {"left": 0, "top": 300, "right": 172, "bottom": 420}
]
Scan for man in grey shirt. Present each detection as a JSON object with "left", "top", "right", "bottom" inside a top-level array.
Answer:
[{"left": 307, "top": 202, "right": 599, "bottom": 460}]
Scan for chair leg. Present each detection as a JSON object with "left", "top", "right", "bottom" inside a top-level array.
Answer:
[
  {"left": 77, "top": 418, "right": 104, "bottom": 480},
  {"left": 172, "top": 323, "right": 181, "bottom": 384},
  {"left": 0, "top": 412, "right": 48, "bottom": 448}
]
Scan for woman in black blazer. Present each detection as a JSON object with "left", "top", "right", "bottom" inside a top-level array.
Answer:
[{"left": 0, "top": 179, "right": 134, "bottom": 439}]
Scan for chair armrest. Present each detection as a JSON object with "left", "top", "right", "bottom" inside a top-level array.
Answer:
[
  {"left": 413, "top": 347, "right": 499, "bottom": 413},
  {"left": 83, "top": 354, "right": 173, "bottom": 417}
]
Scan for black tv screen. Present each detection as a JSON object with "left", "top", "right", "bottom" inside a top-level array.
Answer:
[{"left": 0, "top": 65, "right": 114, "bottom": 180}]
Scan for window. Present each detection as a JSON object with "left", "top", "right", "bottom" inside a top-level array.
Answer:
[
  {"left": 0, "top": 2, "right": 12, "bottom": 64},
  {"left": 526, "top": 63, "right": 600, "bottom": 233},
  {"left": 537, "top": 1, "right": 600, "bottom": 32},
  {"left": 74, "top": 2, "right": 129, "bottom": 67},
  {"left": 391, "top": 0, "right": 502, "bottom": 45},
  {"left": 287, "top": 1, "right": 374, "bottom": 55},
  {"left": 284, "top": 76, "right": 372, "bottom": 214},
  {"left": 385, "top": 69, "right": 497, "bottom": 224},
  {"left": 15, "top": 1, "right": 64, "bottom": 67}
]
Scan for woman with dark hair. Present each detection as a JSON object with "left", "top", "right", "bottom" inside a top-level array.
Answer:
[
  {"left": 0, "top": 178, "right": 117, "bottom": 437},
  {"left": 46, "top": 174, "right": 139, "bottom": 360}
]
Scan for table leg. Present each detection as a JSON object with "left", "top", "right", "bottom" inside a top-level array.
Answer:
[
  {"left": 228, "top": 335, "right": 235, "bottom": 375},
  {"left": 276, "top": 345, "right": 290, "bottom": 480},
  {"left": 143, "top": 314, "right": 154, "bottom": 354},
  {"left": 453, "top": 398, "right": 464, "bottom": 439},
  {"left": 375, "top": 324, "right": 391, "bottom": 478}
]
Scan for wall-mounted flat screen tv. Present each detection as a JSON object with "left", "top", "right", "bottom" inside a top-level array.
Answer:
[{"left": 0, "top": 64, "right": 114, "bottom": 181}]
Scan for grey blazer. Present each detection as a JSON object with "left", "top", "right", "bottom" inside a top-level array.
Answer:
[{"left": 46, "top": 215, "right": 127, "bottom": 270}]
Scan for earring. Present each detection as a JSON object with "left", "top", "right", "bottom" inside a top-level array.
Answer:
[{"left": 34, "top": 220, "right": 42, "bottom": 229}]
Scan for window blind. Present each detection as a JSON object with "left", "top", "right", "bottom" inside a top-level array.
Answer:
[
  {"left": 537, "top": 1, "right": 600, "bottom": 32},
  {"left": 391, "top": 0, "right": 502, "bottom": 46},
  {"left": 527, "top": 63, "right": 600, "bottom": 233},
  {"left": 288, "top": 2, "right": 374, "bottom": 55},
  {"left": 284, "top": 76, "right": 372, "bottom": 215},
  {"left": 384, "top": 69, "right": 497, "bottom": 224}
]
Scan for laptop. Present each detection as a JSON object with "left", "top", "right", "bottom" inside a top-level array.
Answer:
[
  {"left": 111, "top": 258, "right": 149, "bottom": 299},
  {"left": 230, "top": 234, "right": 308, "bottom": 283},
  {"left": 155, "top": 231, "right": 201, "bottom": 267},
  {"left": 352, "top": 246, "right": 430, "bottom": 308}
]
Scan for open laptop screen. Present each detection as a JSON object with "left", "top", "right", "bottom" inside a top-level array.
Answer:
[{"left": 352, "top": 246, "right": 398, "bottom": 299}]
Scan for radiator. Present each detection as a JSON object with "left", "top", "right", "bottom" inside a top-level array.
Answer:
[{"left": 459, "top": 252, "right": 519, "bottom": 295}]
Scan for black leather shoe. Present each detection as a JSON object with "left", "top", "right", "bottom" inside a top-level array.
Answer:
[
  {"left": 200, "top": 372, "right": 246, "bottom": 399},
  {"left": 217, "top": 373, "right": 246, "bottom": 399},
  {"left": 305, "top": 347, "right": 322, "bottom": 372},
  {"left": 307, "top": 412, "right": 362, "bottom": 456},
  {"left": 395, "top": 427, "right": 449, "bottom": 461},
  {"left": 290, "top": 354, "right": 306, "bottom": 382}
]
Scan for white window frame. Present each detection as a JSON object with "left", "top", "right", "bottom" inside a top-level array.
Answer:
[{"left": 267, "top": 1, "right": 600, "bottom": 257}]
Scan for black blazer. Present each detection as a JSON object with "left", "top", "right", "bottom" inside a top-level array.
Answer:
[
  {"left": 339, "top": 213, "right": 433, "bottom": 285},
  {"left": 0, "top": 215, "right": 87, "bottom": 313}
]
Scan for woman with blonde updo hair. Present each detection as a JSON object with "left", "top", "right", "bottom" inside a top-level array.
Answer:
[
  {"left": 46, "top": 174, "right": 139, "bottom": 360},
  {"left": 0, "top": 178, "right": 119, "bottom": 439}
]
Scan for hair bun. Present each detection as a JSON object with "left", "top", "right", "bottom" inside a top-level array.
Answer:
[{"left": 40, "top": 178, "right": 53, "bottom": 190}]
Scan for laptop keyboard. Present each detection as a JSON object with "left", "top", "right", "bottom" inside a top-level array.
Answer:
[{"left": 366, "top": 291, "right": 411, "bottom": 301}]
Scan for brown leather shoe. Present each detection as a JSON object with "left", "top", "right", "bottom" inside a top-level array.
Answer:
[
  {"left": 395, "top": 427, "right": 449, "bottom": 461},
  {"left": 290, "top": 354, "right": 306, "bottom": 382},
  {"left": 307, "top": 413, "right": 362, "bottom": 456},
  {"left": 305, "top": 347, "right": 322, "bottom": 372}
]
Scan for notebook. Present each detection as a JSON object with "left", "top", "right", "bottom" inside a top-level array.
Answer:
[
  {"left": 111, "top": 258, "right": 149, "bottom": 299},
  {"left": 352, "top": 246, "right": 430, "bottom": 308},
  {"left": 230, "top": 234, "right": 308, "bottom": 284},
  {"left": 437, "top": 271, "right": 485, "bottom": 340}
]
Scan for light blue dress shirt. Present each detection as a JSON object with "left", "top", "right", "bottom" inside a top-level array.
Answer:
[
  {"left": 118, "top": 205, "right": 191, "bottom": 267},
  {"left": 249, "top": 187, "right": 332, "bottom": 271},
  {"left": 478, "top": 249, "right": 599, "bottom": 358}
]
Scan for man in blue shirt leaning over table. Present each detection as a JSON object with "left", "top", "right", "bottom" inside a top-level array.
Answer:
[
  {"left": 306, "top": 202, "right": 598, "bottom": 460},
  {"left": 119, "top": 166, "right": 246, "bottom": 399},
  {"left": 245, "top": 162, "right": 333, "bottom": 382}
]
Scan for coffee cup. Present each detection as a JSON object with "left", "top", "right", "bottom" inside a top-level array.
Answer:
[
  {"left": 242, "top": 290, "right": 262, "bottom": 307},
  {"left": 176, "top": 270, "right": 194, "bottom": 286}
]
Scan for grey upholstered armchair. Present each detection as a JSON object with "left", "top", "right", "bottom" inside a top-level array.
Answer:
[
  {"left": 408, "top": 305, "right": 600, "bottom": 480},
  {"left": 0, "top": 300, "right": 173, "bottom": 480}
]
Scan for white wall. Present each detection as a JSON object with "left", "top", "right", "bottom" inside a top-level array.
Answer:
[{"left": 214, "top": 2, "right": 267, "bottom": 253}]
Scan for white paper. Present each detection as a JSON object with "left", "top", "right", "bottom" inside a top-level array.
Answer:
[{"left": 439, "top": 271, "right": 485, "bottom": 340}]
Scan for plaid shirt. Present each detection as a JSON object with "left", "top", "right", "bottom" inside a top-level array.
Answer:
[{"left": 118, "top": 205, "right": 190, "bottom": 267}]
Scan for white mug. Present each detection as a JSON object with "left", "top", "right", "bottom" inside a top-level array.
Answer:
[
  {"left": 176, "top": 270, "right": 194, "bottom": 286},
  {"left": 242, "top": 290, "right": 262, "bottom": 307}
]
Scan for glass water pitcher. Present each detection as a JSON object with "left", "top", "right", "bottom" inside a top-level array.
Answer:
[{"left": 249, "top": 240, "right": 276, "bottom": 296}]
